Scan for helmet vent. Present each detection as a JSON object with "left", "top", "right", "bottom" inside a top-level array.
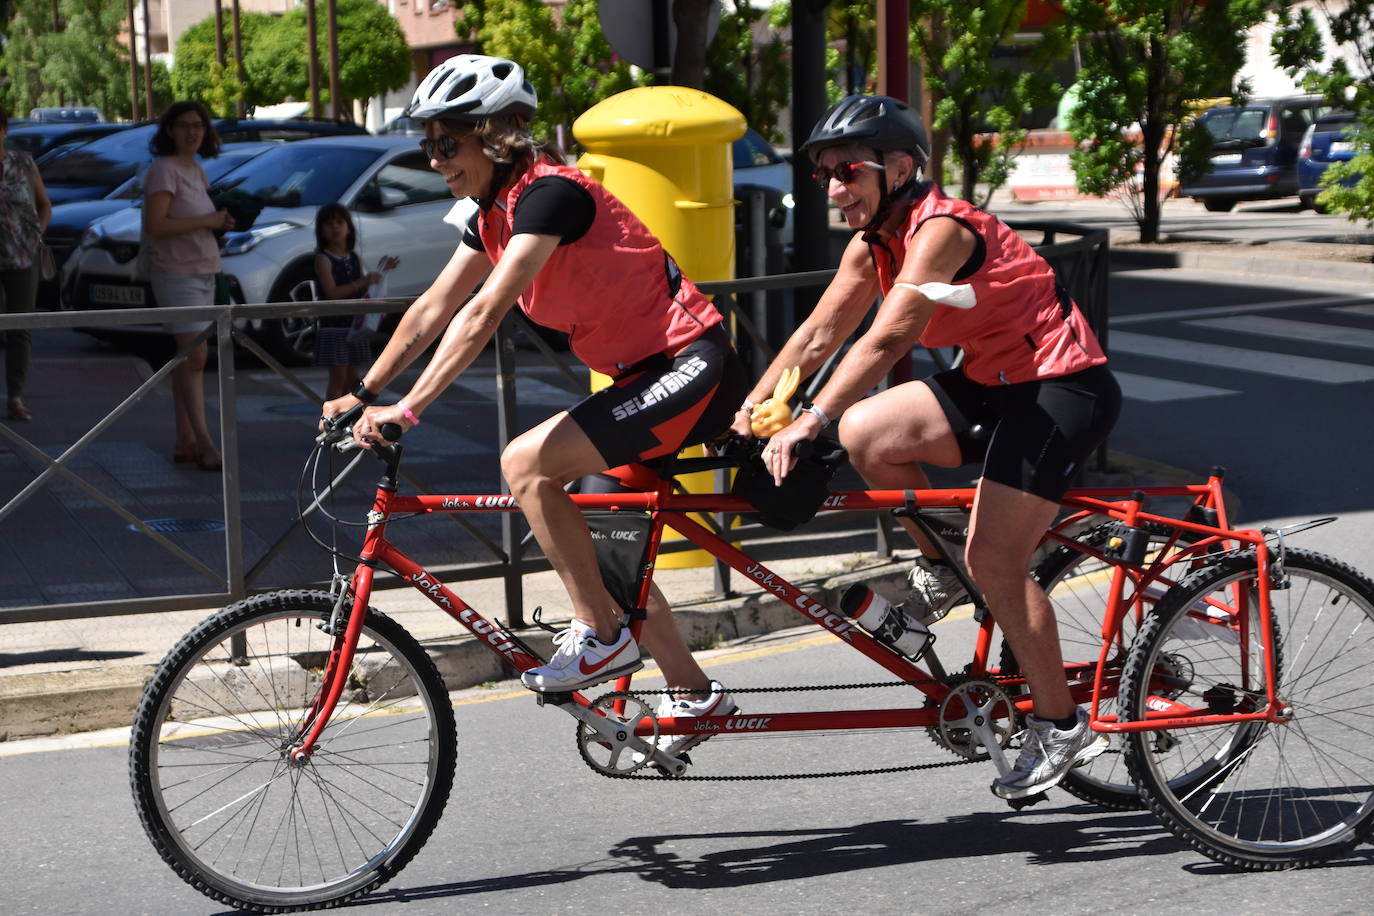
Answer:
[{"left": 446, "top": 74, "right": 476, "bottom": 103}]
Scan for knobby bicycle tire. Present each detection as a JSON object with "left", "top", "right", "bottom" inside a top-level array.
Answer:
[
  {"left": 129, "top": 590, "right": 457, "bottom": 912},
  {"left": 1120, "top": 549, "right": 1374, "bottom": 869},
  {"left": 1009, "top": 522, "right": 1209, "bottom": 810}
]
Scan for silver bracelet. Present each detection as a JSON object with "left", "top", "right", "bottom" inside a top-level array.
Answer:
[{"left": 802, "top": 403, "right": 830, "bottom": 427}]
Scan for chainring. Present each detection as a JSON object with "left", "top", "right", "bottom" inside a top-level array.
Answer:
[
  {"left": 574, "top": 691, "right": 660, "bottom": 776},
  {"left": 930, "top": 676, "right": 1017, "bottom": 761}
]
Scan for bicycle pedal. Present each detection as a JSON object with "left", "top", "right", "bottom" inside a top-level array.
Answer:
[
  {"left": 535, "top": 690, "right": 574, "bottom": 707},
  {"left": 1003, "top": 791, "right": 1049, "bottom": 811}
]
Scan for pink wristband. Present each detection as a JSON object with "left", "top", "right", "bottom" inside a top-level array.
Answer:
[{"left": 396, "top": 401, "right": 421, "bottom": 426}]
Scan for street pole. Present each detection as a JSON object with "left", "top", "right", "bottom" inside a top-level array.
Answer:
[
  {"left": 126, "top": 0, "right": 139, "bottom": 120},
  {"left": 214, "top": 0, "right": 225, "bottom": 68},
  {"left": 327, "top": 0, "right": 342, "bottom": 121},
  {"left": 232, "top": 0, "right": 246, "bottom": 117},
  {"left": 141, "top": 0, "right": 154, "bottom": 119},
  {"left": 306, "top": 0, "right": 321, "bottom": 118},
  {"left": 791, "top": 0, "right": 830, "bottom": 288},
  {"left": 877, "top": 0, "right": 913, "bottom": 385}
]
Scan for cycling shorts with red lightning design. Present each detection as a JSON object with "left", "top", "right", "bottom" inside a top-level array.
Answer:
[{"left": 569, "top": 323, "right": 748, "bottom": 469}]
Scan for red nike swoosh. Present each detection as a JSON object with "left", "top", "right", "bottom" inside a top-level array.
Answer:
[{"left": 578, "top": 638, "right": 633, "bottom": 675}]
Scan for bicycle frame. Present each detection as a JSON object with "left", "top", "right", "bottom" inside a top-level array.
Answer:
[{"left": 289, "top": 452, "right": 1276, "bottom": 764}]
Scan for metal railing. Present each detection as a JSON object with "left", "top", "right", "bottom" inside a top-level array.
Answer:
[{"left": 0, "top": 220, "right": 1108, "bottom": 627}]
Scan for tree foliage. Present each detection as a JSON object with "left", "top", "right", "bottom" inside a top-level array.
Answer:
[
  {"left": 457, "top": 0, "right": 644, "bottom": 148},
  {"left": 909, "top": 1, "right": 1064, "bottom": 205},
  {"left": 171, "top": 11, "right": 276, "bottom": 115},
  {"left": 1272, "top": 1, "right": 1374, "bottom": 223},
  {"left": 172, "top": 0, "right": 410, "bottom": 119},
  {"left": 704, "top": 1, "right": 790, "bottom": 142},
  {"left": 1060, "top": 0, "right": 1269, "bottom": 243},
  {"left": 2, "top": 0, "right": 133, "bottom": 119}
]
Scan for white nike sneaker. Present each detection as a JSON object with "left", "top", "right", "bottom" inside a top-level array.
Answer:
[
  {"left": 652, "top": 681, "right": 739, "bottom": 758},
  {"left": 521, "top": 622, "right": 643, "bottom": 692}
]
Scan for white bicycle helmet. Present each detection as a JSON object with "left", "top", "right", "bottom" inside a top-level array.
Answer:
[{"left": 407, "top": 54, "right": 537, "bottom": 122}]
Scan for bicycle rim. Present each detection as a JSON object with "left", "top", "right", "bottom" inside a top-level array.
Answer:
[
  {"left": 1122, "top": 550, "right": 1374, "bottom": 869},
  {"left": 129, "top": 590, "right": 456, "bottom": 911}
]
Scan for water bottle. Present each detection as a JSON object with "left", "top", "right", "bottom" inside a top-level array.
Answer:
[{"left": 840, "top": 584, "right": 933, "bottom": 662}]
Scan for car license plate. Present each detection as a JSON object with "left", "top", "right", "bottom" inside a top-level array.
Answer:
[
  {"left": 1211, "top": 153, "right": 1242, "bottom": 166},
  {"left": 1330, "top": 140, "right": 1353, "bottom": 155},
  {"left": 90, "top": 283, "right": 146, "bottom": 306}
]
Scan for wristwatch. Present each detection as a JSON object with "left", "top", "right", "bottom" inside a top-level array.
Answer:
[{"left": 352, "top": 380, "right": 379, "bottom": 404}]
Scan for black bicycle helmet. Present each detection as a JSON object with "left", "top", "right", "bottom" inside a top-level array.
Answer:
[
  {"left": 800, "top": 95, "right": 930, "bottom": 166},
  {"left": 801, "top": 95, "right": 931, "bottom": 234}
]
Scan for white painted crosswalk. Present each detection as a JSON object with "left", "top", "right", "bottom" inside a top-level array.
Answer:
[{"left": 911, "top": 297, "right": 1374, "bottom": 402}]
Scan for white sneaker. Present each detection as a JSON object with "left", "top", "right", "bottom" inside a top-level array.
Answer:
[
  {"left": 903, "top": 556, "right": 967, "bottom": 625},
  {"left": 991, "top": 707, "right": 1109, "bottom": 800},
  {"left": 521, "top": 622, "right": 643, "bottom": 692},
  {"left": 651, "top": 681, "right": 738, "bottom": 759}
]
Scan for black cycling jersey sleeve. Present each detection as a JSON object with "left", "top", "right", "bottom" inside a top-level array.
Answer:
[
  {"left": 511, "top": 176, "right": 596, "bottom": 244},
  {"left": 459, "top": 176, "right": 597, "bottom": 251}
]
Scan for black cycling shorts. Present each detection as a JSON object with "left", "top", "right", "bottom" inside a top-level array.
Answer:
[
  {"left": 925, "top": 363, "right": 1122, "bottom": 502},
  {"left": 569, "top": 323, "right": 748, "bottom": 470}
]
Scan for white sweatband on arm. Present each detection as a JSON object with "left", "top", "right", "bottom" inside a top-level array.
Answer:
[{"left": 891, "top": 281, "right": 978, "bottom": 309}]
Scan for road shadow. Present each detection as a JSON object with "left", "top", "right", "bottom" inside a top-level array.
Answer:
[
  {"left": 351, "top": 808, "right": 1189, "bottom": 908},
  {"left": 0, "top": 648, "right": 143, "bottom": 667}
]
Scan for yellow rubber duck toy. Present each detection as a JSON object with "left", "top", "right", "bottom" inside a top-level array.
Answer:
[{"left": 749, "top": 366, "right": 800, "bottom": 438}]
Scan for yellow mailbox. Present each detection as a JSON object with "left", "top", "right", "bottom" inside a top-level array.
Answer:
[{"left": 574, "top": 87, "right": 745, "bottom": 568}]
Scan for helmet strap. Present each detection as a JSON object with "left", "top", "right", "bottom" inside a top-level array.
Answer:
[
  {"left": 477, "top": 160, "right": 515, "bottom": 211},
  {"left": 860, "top": 171, "right": 922, "bottom": 236}
]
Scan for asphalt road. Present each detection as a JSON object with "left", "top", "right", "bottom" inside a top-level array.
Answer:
[{"left": 5, "top": 624, "right": 1372, "bottom": 916}]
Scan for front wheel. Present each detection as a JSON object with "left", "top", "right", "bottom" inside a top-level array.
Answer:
[
  {"left": 1121, "top": 549, "right": 1374, "bottom": 869},
  {"left": 129, "top": 590, "right": 457, "bottom": 912}
]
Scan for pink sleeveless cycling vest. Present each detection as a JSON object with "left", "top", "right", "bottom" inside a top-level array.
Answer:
[
  {"left": 873, "top": 185, "right": 1106, "bottom": 385},
  {"left": 477, "top": 157, "right": 721, "bottom": 377}
]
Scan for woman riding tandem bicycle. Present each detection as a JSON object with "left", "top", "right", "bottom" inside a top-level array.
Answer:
[
  {"left": 735, "top": 95, "right": 1123, "bottom": 800},
  {"left": 322, "top": 55, "right": 749, "bottom": 753}
]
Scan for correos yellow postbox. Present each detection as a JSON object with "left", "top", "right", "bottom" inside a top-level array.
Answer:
[{"left": 574, "top": 87, "right": 745, "bottom": 568}]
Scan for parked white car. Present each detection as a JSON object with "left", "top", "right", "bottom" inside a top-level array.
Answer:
[{"left": 62, "top": 135, "right": 472, "bottom": 363}]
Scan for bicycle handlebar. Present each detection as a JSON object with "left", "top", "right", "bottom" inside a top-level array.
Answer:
[{"left": 316, "top": 404, "right": 404, "bottom": 457}]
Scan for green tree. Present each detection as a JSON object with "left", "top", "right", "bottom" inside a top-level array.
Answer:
[
  {"left": 1272, "top": 1, "right": 1374, "bottom": 222},
  {"left": 171, "top": 11, "right": 276, "bottom": 115},
  {"left": 458, "top": 0, "right": 644, "bottom": 149},
  {"left": 172, "top": 0, "right": 410, "bottom": 119},
  {"left": 1061, "top": 0, "right": 1269, "bottom": 243},
  {"left": 3, "top": 0, "right": 132, "bottom": 119},
  {"left": 909, "top": 1, "right": 1065, "bottom": 205},
  {"left": 704, "top": 1, "right": 790, "bottom": 141}
]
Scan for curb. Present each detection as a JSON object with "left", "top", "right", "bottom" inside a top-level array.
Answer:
[{"left": 1110, "top": 245, "right": 1374, "bottom": 282}]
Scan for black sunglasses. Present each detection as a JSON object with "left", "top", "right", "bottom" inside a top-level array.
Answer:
[
  {"left": 419, "top": 135, "right": 460, "bottom": 160},
  {"left": 811, "top": 159, "right": 883, "bottom": 187}
]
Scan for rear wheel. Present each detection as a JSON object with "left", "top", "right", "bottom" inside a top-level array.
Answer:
[
  {"left": 1121, "top": 550, "right": 1374, "bottom": 869},
  {"left": 129, "top": 590, "right": 456, "bottom": 912},
  {"left": 1202, "top": 197, "right": 1237, "bottom": 212}
]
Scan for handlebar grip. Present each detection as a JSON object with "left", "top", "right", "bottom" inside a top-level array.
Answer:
[{"left": 379, "top": 422, "right": 404, "bottom": 443}]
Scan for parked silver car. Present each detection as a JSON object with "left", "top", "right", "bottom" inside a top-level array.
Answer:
[{"left": 62, "top": 135, "right": 471, "bottom": 363}]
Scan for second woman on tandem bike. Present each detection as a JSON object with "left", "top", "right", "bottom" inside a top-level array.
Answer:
[{"left": 735, "top": 95, "right": 1122, "bottom": 801}]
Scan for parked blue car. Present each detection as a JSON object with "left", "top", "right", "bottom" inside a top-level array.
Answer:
[
  {"left": 1298, "top": 110, "right": 1362, "bottom": 213},
  {"left": 1180, "top": 96, "right": 1332, "bottom": 211}
]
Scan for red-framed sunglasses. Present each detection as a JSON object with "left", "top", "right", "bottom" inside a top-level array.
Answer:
[{"left": 811, "top": 159, "right": 883, "bottom": 187}]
